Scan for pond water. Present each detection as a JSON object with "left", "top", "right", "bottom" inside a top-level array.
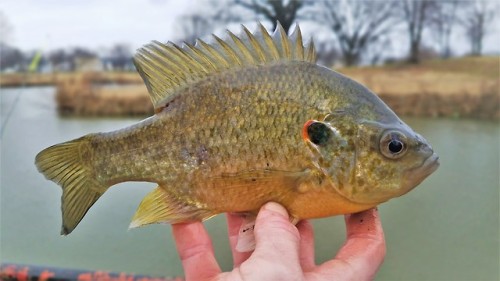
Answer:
[{"left": 1, "top": 87, "right": 498, "bottom": 280}]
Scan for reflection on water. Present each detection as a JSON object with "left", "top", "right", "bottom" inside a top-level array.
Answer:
[{"left": 1, "top": 87, "right": 498, "bottom": 280}]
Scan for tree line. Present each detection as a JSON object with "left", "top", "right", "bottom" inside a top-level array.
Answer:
[
  {"left": 176, "top": 0, "right": 497, "bottom": 66},
  {"left": 0, "top": 43, "right": 134, "bottom": 72},
  {"left": 1, "top": 0, "right": 497, "bottom": 72}
]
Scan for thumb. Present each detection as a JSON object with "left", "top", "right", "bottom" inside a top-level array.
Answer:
[{"left": 251, "top": 202, "right": 301, "bottom": 263}]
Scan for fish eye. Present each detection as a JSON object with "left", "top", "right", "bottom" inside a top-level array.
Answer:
[
  {"left": 306, "top": 122, "right": 332, "bottom": 146},
  {"left": 380, "top": 131, "right": 407, "bottom": 159},
  {"left": 388, "top": 139, "right": 404, "bottom": 153}
]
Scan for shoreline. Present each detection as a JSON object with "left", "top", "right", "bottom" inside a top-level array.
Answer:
[{"left": 1, "top": 58, "right": 498, "bottom": 120}]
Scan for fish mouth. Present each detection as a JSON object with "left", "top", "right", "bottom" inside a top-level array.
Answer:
[
  {"left": 418, "top": 152, "right": 440, "bottom": 175},
  {"left": 402, "top": 152, "right": 440, "bottom": 195}
]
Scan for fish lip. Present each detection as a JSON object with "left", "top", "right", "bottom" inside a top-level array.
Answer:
[
  {"left": 420, "top": 152, "right": 440, "bottom": 174},
  {"left": 403, "top": 152, "right": 440, "bottom": 193}
]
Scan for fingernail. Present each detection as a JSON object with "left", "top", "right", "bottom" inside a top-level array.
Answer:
[{"left": 263, "top": 202, "right": 288, "bottom": 217}]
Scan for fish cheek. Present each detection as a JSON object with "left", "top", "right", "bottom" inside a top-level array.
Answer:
[
  {"left": 352, "top": 149, "right": 406, "bottom": 203},
  {"left": 334, "top": 123, "right": 387, "bottom": 203}
]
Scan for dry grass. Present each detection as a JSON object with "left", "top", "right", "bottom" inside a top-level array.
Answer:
[
  {"left": 337, "top": 56, "right": 499, "bottom": 97},
  {"left": 336, "top": 56, "right": 499, "bottom": 119},
  {"left": 0, "top": 72, "right": 143, "bottom": 87},
  {"left": 1, "top": 57, "right": 498, "bottom": 119},
  {"left": 55, "top": 72, "right": 152, "bottom": 116}
]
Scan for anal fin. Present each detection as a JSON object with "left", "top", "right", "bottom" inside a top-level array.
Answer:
[{"left": 129, "top": 185, "right": 215, "bottom": 228}]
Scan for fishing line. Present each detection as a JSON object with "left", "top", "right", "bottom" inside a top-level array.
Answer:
[{"left": 0, "top": 79, "right": 25, "bottom": 139}]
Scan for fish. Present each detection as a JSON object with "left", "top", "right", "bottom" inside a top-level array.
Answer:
[{"left": 35, "top": 23, "right": 439, "bottom": 235}]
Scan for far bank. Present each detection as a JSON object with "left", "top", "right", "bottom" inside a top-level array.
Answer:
[{"left": 1, "top": 57, "right": 498, "bottom": 120}]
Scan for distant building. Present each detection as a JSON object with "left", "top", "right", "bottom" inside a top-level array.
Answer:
[{"left": 74, "top": 57, "right": 103, "bottom": 72}]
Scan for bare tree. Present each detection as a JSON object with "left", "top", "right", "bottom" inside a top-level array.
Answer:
[
  {"left": 367, "top": 36, "right": 394, "bottom": 66},
  {"left": 310, "top": 0, "right": 400, "bottom": 66},
  {"left": 460, "top": 0, "right": 496, "bottom": 56},
  {"left": 72, "top": 48, "right": 97, "bottom": 59},
  {"left": 176, "top": 0, "right": 311, "bottom": 45},
  {"left": 0, "top": 44, "right": 24, "bottom": 71},
  {"left": 315, "top": 40, "right": 340, "bottom": 67},
  {"left": 400, "top": 0, "right": 436, "bottom": 63},
  {"left": 110, "top": 43, "right": 132, "bottom": 70},
  {"left": 48, "top": 49, "right": 70, "bottom": 71},
  {"left": 175, "top": 0, "right": 243, "bottom": 44},
  {"left": 234, "top": 0, "right": 308, "bottom": 33},
  {"left": 177, "top": 14, "right": 215, "bottom": 44},
  {"left": 429, "top": 1, "right": 459, "bottom": 58}
]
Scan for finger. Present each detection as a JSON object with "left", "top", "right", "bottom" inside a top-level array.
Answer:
[
  {"left": 318, "top": 208, "right": 386, "bottom": 280},
  {"left": 226, "top": 213, "right": 253, "bottom": 267},
  {"left": 172, "top": 222, "right": 221, "bottom": 281},
  {"left": 297, "top": 220, "right": 316, "bottom": 271},
  {"left": 249, "top": 202, "right": 302, "bottom": 277}
]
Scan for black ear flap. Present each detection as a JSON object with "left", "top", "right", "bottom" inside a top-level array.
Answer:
[{"left": 302, "top": 120, "right": 332, "bottom": 146}]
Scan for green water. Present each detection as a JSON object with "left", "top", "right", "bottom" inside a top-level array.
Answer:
[{"left": 1, "top": 87, "right": 498, "bottom": 280}]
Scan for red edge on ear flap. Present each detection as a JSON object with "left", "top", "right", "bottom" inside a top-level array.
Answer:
[{"left": 302, "top": 120, "right": 316, "bottom": 141}]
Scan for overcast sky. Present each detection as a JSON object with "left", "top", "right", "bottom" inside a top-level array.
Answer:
[
  {"left": 2, "top": 0, "right": 192, "bottom": 52},
  {"left": 2, "top": 0, "right": 499, "bottom": 57}
]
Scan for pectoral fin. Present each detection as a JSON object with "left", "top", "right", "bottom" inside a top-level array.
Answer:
[
  {"left": 211, "top": 169, "right": 316, "bottom": 195},
  {"left": 130, "top": 185, "right": 215, "bottom": 228}
]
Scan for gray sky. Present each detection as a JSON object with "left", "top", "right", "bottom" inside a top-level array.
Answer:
[
  {"left": 2, "top": 0, "right": 192, "bottom": 51},
  {"left": 2, "top": 0, "right": 499, "bottom": 57}
]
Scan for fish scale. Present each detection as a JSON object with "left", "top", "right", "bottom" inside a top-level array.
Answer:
[{"left": 94, "top": 69, "right": 317, "bottom": 183}]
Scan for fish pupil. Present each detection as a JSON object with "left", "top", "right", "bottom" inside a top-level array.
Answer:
[
  {"left": 307, "top": 122, "right": 331, "bottom": 145},
  {"left": 388, "top": 139, "right": 404, "bottom": 154}
]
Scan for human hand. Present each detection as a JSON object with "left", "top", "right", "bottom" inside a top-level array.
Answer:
[{"left": 172, "top": 203, "right": 386, "bottom": 281}]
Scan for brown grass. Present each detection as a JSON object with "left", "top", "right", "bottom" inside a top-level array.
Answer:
[
  {"left": 337, "top": 56, "right": 499, "bottom": 119},
  {"left": 337, "top": 56, "right": 499, "bottom": 97},
  {"left": 1, "top": 57, "right": 498, "bottom": 119},
  {"left": 55, "top": 72, "right": 152, "bottom": 116}
]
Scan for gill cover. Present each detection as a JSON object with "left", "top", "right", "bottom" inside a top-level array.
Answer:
[{"left": 302, "top": 117, "right": 354, "bottom": 191}]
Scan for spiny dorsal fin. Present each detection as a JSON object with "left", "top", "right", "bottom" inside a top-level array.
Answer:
[{"left": 133, "top": 22, "right": 316, "bottom": 109}]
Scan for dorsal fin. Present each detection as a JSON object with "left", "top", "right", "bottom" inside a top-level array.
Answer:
[{"left": 133, "top": 22, "right": 317, "bottom": 109}]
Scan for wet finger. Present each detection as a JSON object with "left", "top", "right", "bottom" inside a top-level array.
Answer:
[
  {"left": 172, "top": 222, "right": 221, "bottom": 281},
  {"left": 318, "top": 208, "right": 386, "bottom": 280},
  {"left": 297, "top": 220, "right": 316, "bottom": 271},
  {"left": 250, "top": 202, "right": 302, "bottom": 277},
  {"left": 226, "top": 213, "right": 253, "bottom": 267}
]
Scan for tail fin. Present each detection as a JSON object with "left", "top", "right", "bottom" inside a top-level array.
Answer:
[{"left": 35, "top": 135, "right": 108, "bottom": 235}]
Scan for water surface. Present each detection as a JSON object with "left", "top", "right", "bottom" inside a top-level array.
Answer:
[{"left": 1, "top": 87, "right": 498, "bottom": 280}]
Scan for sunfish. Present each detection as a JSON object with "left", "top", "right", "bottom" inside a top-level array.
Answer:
[{"left": 35, "top": 23, "right": 439, "bottom": 236}]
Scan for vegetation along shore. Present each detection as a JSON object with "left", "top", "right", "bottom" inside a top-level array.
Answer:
[{"left": 1, "top": 57, "right": 498, "bottom": 120}]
